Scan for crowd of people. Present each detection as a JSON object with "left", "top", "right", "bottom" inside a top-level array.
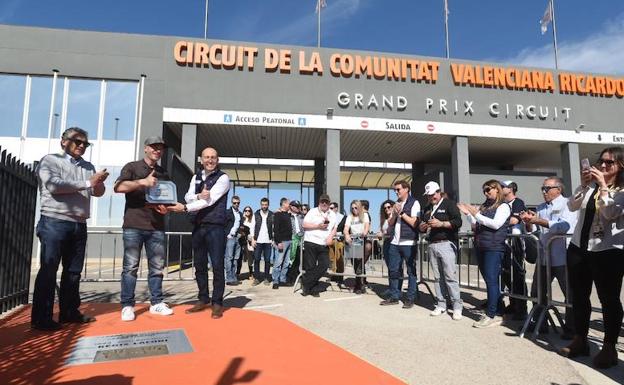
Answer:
[{"left": 30, "top": 126, "right": 623, "bottom": 369}]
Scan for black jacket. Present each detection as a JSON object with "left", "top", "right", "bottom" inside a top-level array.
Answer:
[
  {"left": 421, "top": 198, "right": 462, "bottom": 243},
  {"left": 273, "top": 210, "right": 293, "bottom": 243},
  {"left": 253, "top": 209, "right": 274, "bottom": 242},
  {"left": 225, "top": 207, "right": 243, "bottom": 236}
]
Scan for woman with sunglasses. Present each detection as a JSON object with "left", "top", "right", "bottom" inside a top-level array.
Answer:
[
  {"left": 458, "top": 180, "right": 511, "bottom": 328},
  {"left": 560, "top": 147, "right": 624, "bottom": 368},
  {"left": 344, "top": 200, "right": 371, "bottom": 294},
  {"left": 241, "top": 206, "right": 256, "bottom": 280},
  {"left": 377, "top": 199, "right": 399, "bottom": 292}
]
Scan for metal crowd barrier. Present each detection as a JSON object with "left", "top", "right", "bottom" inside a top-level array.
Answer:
[{"left": 79, "top": 230, "right": 195, "bottom": 282}]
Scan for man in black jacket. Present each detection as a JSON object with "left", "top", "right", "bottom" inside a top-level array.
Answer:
[
  {"left": 252, "top": 197, "right": 273, "bottom": 285},
  {"left": 271, "top": 198, "right": 293, "bottom": 289},
  {"left": 224, "top": 195, "right": 243, "bottom": 285},
  {"left": 419, "top": 181, "right": 464, "bottom": 320}
]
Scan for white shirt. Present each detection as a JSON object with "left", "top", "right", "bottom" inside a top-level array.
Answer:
[
  {"left": 467, "top": 203, "right": 511, "bottom": 230},
  {"left": 303, "top": 207, "right": 337, "bottom": 246},
  {"left": 534, "top": 194, "right": 577, "bottom": 266},
  {"left": 345, "top": 214, "right": 369, "bottom": 237},
  {"left": 256, "top": 210, "right": 271, "bottom": 243},
  {"left": 183, "top": 170, "right": 230, "bottom": 212},
  {"left": 391, "top": 199, "right": 421, "bottom": 246}
]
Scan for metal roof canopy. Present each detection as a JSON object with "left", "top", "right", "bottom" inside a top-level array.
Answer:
[{"left": 165, "top": 122, "right": 609, "bottom": 188}]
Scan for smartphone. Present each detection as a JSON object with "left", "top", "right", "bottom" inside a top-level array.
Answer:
[
  {"left": 324, "top": 219, "right": 330, "bottom": 225},
  {"left": 581, "top": 158, "right": 590, "bottom": 170}
]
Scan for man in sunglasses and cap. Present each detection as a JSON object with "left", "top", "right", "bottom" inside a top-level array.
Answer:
[
  {"left": 300, "top": 194, "right": 337, "bottom": 297},
  {"left": 114, "top": 136, "right": 174, "bottom": 321},
  {"left": 31, "top": 127, "right": 109, "bottom": 331}
]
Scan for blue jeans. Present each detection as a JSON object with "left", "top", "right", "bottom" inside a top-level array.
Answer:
[
  {"left": 254, "top": 243, "right": 273, "bottom": 281},
  {"left": 387, "top": 244, "right": 417, "bottom": 301},
  {"left": 272, "top": 241, "right": 292, "bottom": 284},
  {"left": 192, "top": 224, "right": 225, "bottom": 305},
  {"left": 120, "top": 228, "right": 165, "bottom": 307},
  {"left": 31, "top": 215, "right": 87, "bottom": 325},
  {"left": 478, "top": 249, "right": 504, "bottom": 318},
  {"left": 224, "top": 236, "right": 241, "bottom": 282}
]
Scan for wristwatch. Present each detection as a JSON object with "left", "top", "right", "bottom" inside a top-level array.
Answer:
[{"left": 183, "top": 204, "right": 188, "bottom": 212}]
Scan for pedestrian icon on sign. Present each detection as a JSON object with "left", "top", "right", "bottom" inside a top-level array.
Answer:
[{"left": 224, "top": 114, "right": 232, "bottom": 123}]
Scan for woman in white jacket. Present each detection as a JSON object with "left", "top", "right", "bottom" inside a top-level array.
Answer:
[{"left": 560, "top": 147, "right": 624, "bottom": 369}]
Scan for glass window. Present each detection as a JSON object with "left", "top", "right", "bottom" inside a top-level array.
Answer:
[
  {"left": 66, "top": 78, "right": 101, "bottom": 139},
  {"left": 0, "top": 74, "right": 26, "bottom": 137},
  {"left": 26, "top": 76, "right": 53, "bottom": 138},
  {"left": 51, "top": 78, "right": 65, "bottom": 139},
  {"left": 102, "top": 81, "right": 138, "bottom": 141},
  {"left": 269, "top": 183, "right": 301, "bottom": 211},
  {"left": 233, "top": 185, "right": 268, "bottom": 212},
  {"left": 95, "top": 166, "right": 125, "bottom": 226}
]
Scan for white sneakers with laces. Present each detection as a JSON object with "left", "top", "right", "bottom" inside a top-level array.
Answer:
[
  {"left": 473, "top": 314, "right": 502, "bottom": 328},
  {"left": 121, "top": 306, "right": 135, "bottom": 321},
  {"left": 150, "top": 302, "right": 174, "bottom": 316},
  {"left": 430, "top": 307, "right": 447, "bottom": 316},
  {"left": 452, "top": 308, "right": 463, "bottom": 321}
]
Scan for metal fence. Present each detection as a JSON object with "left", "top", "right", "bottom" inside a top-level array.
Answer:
[
  {"left": 0, "top": 147, "right": 38, "bottom": 313},
  {"left": 80, "top": 230, "right": 195, "bottom": 281}
]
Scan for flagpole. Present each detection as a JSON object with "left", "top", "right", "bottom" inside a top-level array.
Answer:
[
  {"left": 204, "top": 0, "right": 209, "bottom": 39},
  {"left": 444, "top": 0, "right": 450, "bottom": 58},
  {"left": 550, "top": 0, "right": 559, "bottom": 69},
  {"left": 317, "top": 0, "right": 321, "bottom": 47}
]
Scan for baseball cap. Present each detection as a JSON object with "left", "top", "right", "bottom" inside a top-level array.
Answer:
[
  {"left": 289, "top": 200, "right": 301, "bottom": 208},
  {"left": 501, "top": 180, "right": 513, "bottom": 188},
  {"left": 423, "top": 181, "right": 441, "bottom": 196},
  {"left": 319, "top": 194, "right": 331, "bottom": 203},
  {"left": 144, "top": 136, "right": 167, "bottom": 146}
]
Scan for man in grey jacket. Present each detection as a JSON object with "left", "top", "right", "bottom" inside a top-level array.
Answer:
[{"left": 31, "top": 127, "right": 108, "bottom": 331}]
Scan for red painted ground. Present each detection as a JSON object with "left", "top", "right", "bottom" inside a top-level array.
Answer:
[{"left": 0, "top": 304, "right": 406, "bottom": 385}]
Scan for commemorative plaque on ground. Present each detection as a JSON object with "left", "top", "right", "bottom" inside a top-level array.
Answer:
[{"left": 66, "top": 329, "right": 193, "bottom": 365}]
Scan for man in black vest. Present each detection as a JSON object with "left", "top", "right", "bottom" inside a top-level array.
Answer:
[
  {"left": 252, "top": 197, "right": 274, "bottom": 286},
  {"left": 381, "top": 180, "right": 421, "bottom": 309},
  {"left": 170, "top": 147, "right": 230, "bottom": 319},
  {"left": 419, "top": 181, "right": 464, "bottom": 320}
]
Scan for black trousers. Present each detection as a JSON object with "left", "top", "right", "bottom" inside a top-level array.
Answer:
[
  {"left": 568, "top": 246, "right": 624, "bottom": 344},
  {"left": 301, "top": 241, "right": 329, "bottom": 291}
]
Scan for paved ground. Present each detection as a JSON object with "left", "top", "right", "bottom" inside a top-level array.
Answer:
[{"left": 21, "top": 269, "right": 622, "bottom": 385}]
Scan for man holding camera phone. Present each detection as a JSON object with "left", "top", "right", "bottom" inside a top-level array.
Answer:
[{"left": 300, "top": 194, "right": 337, "bottom": 297}]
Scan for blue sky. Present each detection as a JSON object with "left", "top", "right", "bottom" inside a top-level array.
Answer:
[{"left": 2, "top": 0, "right": 624, "bottom": 75}]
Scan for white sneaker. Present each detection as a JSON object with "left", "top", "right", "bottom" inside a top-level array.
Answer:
[
  {"left": 121, "top": 306, "right": 135, "bottom": 321},
  {"left": 452, "top": 308, "right": 463, "bottom": 321},
  {"left": 473, "top": 315, "right": 502, "bottom": 328},
  {"left": 430, "top": 307, "right": 447, "bottom": 316},
  {"left": 149, "top": 302, "right": 174, "bottom": 316}
]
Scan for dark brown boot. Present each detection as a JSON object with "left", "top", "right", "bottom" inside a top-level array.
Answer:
[
  {"left": 559, "top": 335, "right": 590, "bottom": 358},
  {"left": 185, "top": 301, "right": 211, "bottom": 314},
  {"left": 211, "top": 304, "right": 224, "bottom": 319},
  {"left": 593, "top": 343, "right": 618, "bottom": 369}
]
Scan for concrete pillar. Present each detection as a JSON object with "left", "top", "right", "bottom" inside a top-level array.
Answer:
[
  {"left": 326, "top": 129, "right": 341, "bottom": 207},
  {"left": 181, "top": 124, "right": 197, "bottom": 171},
  {"left": 561, "top": 143, "right": 581, "bottom": 197},
  {"left": 314, "top": 158, "right": 325, "bottom": 206},
  {"left": 452, "top": 136, "right": 471, "bottom": 231}
]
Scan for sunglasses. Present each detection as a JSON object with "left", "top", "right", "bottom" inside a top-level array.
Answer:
[
  {"left": 394, "top": 188, "right": 402, "bottom": 193},
  {"left": 244, "top": 209, "right": 251, "bottom": 212},
  {"left": 541, "top": 186, "right": 559, "bottom": 193},
  {"left": 232, "top": 202, "right": 240, "bottom": 205},
  {"left": 68, "top": 138, "right": 91, "bottom": 148},
  {"left": 384, "top": 205, "right": 392, "bottom": 209},
  {"left": 329, "top": 206, "right": 336, "bottom": 209},
  {"left": 598, "top": 158, "right": 616, "bottom": 166},
  {"left": 483, "top": 187, "right": 493, "bottom": 194}
]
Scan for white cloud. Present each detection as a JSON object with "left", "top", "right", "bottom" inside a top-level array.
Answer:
[
  {"left": 255, "top": 0, "right": 364, "bottom": 46},
  {"left": 497, "top": 14, "right": 624, "bottom": 75}
]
